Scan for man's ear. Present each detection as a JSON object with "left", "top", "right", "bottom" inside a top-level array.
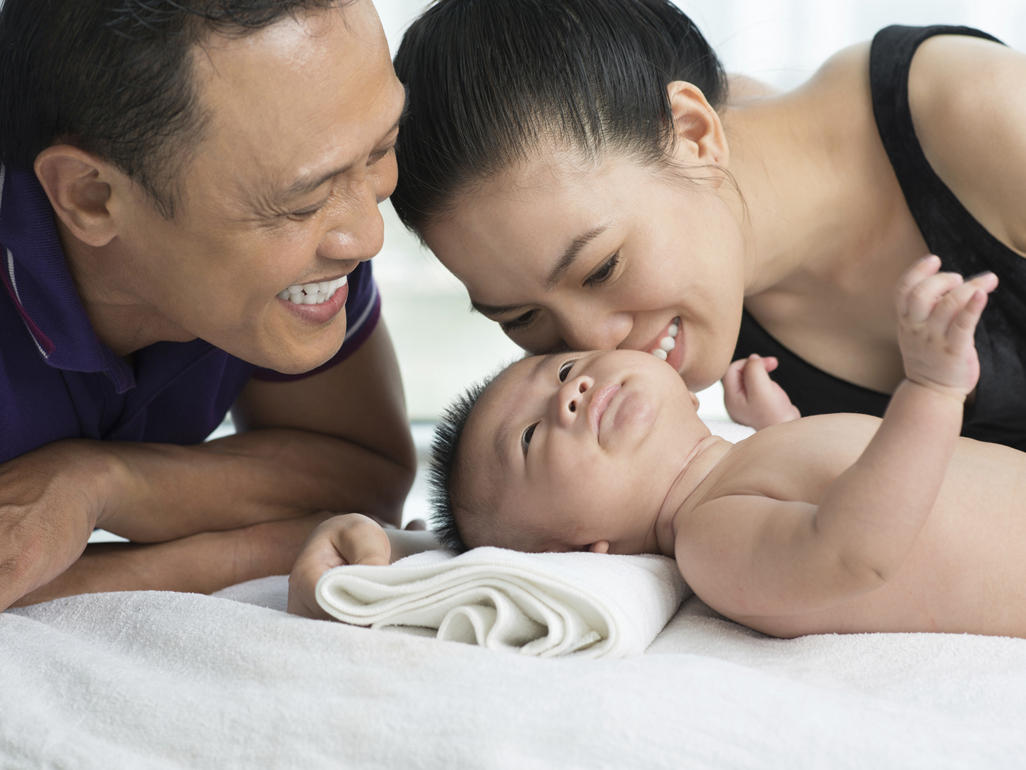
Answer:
[
  {"left": 34, "top": 145, "right": 120, "bottom": 248},
  {"left": 588, "top": 541, "right": 611, "bottom": 555},
  {"left": 665, "top": 81, "right": 729, "bottom": 169}
]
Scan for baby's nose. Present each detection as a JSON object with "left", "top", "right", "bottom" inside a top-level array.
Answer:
[{"left": 555, "top": 376, "right": 593, "bottom": 425}]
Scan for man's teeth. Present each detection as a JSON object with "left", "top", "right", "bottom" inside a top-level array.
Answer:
[
  {"left": 651, "top": 319, "right": 680, "bottom": 361},
  {"left": 277, "top": 275, "right": 347, "bottom": 305}
]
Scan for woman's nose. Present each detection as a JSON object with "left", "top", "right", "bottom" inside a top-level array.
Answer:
[
  {"left": 553, "top": 374, "right": 595, "bottom": 427},
  {"left": 558, "top": 309, "right": 631, "bottom": 352}
]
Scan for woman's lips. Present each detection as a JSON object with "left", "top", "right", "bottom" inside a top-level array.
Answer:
[
  {"left": 588, "top": 383, "right": 622, "bottom": 441},
  {"left": 645, "top": 316, "right": 684, "bottom": 372}
]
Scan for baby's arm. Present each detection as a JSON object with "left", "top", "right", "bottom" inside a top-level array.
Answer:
[
  {"left": 684, "top": 257, "right": 997, "bottom": 617},
  {"left": 722, "top": 354, "right": 800, "bottom": 429},
  {"left": 287, "top": 514, "right": 437, "bottom": 619}
]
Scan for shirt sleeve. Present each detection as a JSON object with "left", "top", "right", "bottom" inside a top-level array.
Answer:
[{"left": 250, "top": 260, "right": 382, "bottom": 382}]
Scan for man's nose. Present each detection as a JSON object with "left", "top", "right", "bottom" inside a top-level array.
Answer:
[{"left": 317, "top": 181, "right": 386, "bottom": 263}]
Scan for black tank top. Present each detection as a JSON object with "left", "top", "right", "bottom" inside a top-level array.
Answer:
[{"left": 733, "top": 25, "right": 1026, "bottom": 450}]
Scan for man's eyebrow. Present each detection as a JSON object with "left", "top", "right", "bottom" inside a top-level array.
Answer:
[
  {"left": 275, "top": 117, "right": 403, "bottom": 202},
  {"left": 494, "top": 354, "right": 555, "bottom": 463},
  {"left": 470, "top": 226, "right": 608, "bottom": 316}
]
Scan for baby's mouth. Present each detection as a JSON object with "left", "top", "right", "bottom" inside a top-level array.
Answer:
[{"left": 648, "top": 317, "right": 681, "bottom": 361}]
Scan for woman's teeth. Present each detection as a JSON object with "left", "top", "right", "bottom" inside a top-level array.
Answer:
[
  {"left": 651, "top": 318, "right": 680, "bottom": 361},
  {"left": 277, "top": 275, "right": 347, "bottom": 305}
]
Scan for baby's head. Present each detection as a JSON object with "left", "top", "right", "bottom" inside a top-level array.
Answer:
[{"left": 429, "top": 349, "right": 708, "bottom": 556}]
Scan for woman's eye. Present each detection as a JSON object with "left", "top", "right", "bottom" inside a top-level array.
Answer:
[
  {"left": 521, "top": 423, "right": 538, "bottom": 455},
  {"left": 558, "top": 360, "right": 576, "bottom": 382},
  {"left": 584, "top": 253, "right": 620, "bottom": 287},
  {"left": 500, "top": 310, "right": 538, "bottom": 333}
]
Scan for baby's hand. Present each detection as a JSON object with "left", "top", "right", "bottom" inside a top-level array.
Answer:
[
  {"left": 287, "top": 513, "right": 391, "bottom": 619},
  {"left": 896, "top": 255, "right": 997, "bottom": 398},
  {"left": 722, "top": 354, "right": 801, "bottom": 429}
]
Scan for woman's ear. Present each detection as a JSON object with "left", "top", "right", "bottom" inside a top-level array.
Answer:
[
  {"left": 665, "top": 81, "right": 729, "bottom": 169},
  {"left": 34, "top": 145, "right": 120, "bottom": 248}
]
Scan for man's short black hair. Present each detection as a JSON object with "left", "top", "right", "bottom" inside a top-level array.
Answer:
[{"left": 0, "top": 0, "right": 347, "bottom": 217}]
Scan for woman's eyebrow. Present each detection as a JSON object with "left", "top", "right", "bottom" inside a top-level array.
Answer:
[
  {"left": 545, "top": 226, "right": 608, "bottom": 289},
  {"left": 470, "top": 226, "right": 610, "bottom": 316}
]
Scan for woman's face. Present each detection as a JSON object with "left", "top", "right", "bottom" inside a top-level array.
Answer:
[{"left": 420, "top": 146, "right": 749, "bottom": 391}]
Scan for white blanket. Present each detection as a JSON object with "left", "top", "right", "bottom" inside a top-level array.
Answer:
[
  {"left": 4, "top": 421, "right": 1026, "bottom": 767},
  {"left": 315, "top": 547, "right": 688, "bottom": 658},
  {"left": 4, "top": 582, "right": 1026, "bottom": 769}
]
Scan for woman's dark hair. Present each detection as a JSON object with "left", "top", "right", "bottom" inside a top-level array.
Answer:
[
  {"left": 390, "top": 0, "right": 727, "bottom": 234},
  {"left": 0, "top": 0, "right": 345, "bottom": 217}
]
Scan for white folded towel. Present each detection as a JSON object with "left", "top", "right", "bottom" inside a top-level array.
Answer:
[{"left": 315, "top": 547, "right": 689, "bottom": 658}]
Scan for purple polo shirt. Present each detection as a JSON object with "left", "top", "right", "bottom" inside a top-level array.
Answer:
[{"left": 0, "top": 166, "right": 380, "bottom": 463}]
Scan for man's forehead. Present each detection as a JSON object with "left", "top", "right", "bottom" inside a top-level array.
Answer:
[{"left": 181, "top": 0, "right": 400, "bottom": 203}]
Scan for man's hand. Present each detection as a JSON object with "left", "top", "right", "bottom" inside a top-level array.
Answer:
[
  {"left": 287, "top": 514, "right": 393, "bottom": 619},
  {"left": 722, "top": 354, "right": 800, "bottom": 430},
  {"left": 896, "top": 255, "right": 997, "bottom": 399},
  {"left": 0, "top": 440, "right": 113, "bottom": 611}
]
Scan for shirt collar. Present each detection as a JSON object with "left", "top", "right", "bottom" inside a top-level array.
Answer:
[{"left": 0, "top": 166, "right": 135, "bottom": 392}]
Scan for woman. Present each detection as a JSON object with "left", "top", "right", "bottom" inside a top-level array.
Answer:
[{"left": 389, "top": 0, "right": 1026, "bottom": 446}]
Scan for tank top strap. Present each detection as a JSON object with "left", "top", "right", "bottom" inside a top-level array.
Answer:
[{"left": 869, "top": 25, "right": 1005, "bottom": 261}]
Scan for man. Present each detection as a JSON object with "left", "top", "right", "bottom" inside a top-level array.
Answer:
[{"left": 0, "top": 0, "right": 417, "bottom": 609}]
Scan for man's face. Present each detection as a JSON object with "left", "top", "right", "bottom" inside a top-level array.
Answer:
[
  {"left": 110, "top": 1, "right": 405, "bottom": 372},
  {"left": 458, "top": 349, "right": 709, "bottom": 554}
]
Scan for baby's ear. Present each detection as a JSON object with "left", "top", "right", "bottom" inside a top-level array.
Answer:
[
  {"left": 588, "top": 541, "right": 610, "bottom": 554},
  {"left": 688, "top": 391, "right": 700, "bottom": 410}
]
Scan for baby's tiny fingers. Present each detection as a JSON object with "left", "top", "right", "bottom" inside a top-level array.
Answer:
[
  {"left": 965, "top": 270, "right": 999, "bottom": 295},
  {"left": 896, "top": 255, "right": 941, "bottom": 311},
  {"left": 903, "top": 271, "right": 964, "bottom": 323},
  {"left": 945, "top": 288, "right": 989, "bottom": 349}
]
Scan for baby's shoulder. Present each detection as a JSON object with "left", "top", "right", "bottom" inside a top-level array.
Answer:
[{"left": 700, "top": 415, "right": 880, "bottom": 501}]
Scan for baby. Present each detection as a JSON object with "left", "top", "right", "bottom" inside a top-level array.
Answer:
[{"left": 424, "top": 257, "right": 1026, "bottom": 639}]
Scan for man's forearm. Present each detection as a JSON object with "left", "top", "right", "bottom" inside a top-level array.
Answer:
[
  {"left": 96, "top": 428, "right": 415, "bottom": 543},
  {"left": 12, "top": 511, "right": 336, "bottom": 607}
]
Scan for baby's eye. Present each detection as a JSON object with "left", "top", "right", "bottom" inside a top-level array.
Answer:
[
  {"left": 558, "top": 360, "right": 576, "bottom": 382},
  {"left": 521, "top": 423, "right": 538, "bottom": 455}
]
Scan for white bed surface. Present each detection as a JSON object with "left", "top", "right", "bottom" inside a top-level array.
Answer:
[
  {"left": 6, "top": 419, "right": 1025, "bottom": 768},
  {"left": 3, "top": 576, "right": 1025, "bottom": 769}
]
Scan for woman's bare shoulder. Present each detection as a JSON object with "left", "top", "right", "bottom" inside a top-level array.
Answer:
[{"left": 908, "top": 34, "right": 1026, "bottom": 253}]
